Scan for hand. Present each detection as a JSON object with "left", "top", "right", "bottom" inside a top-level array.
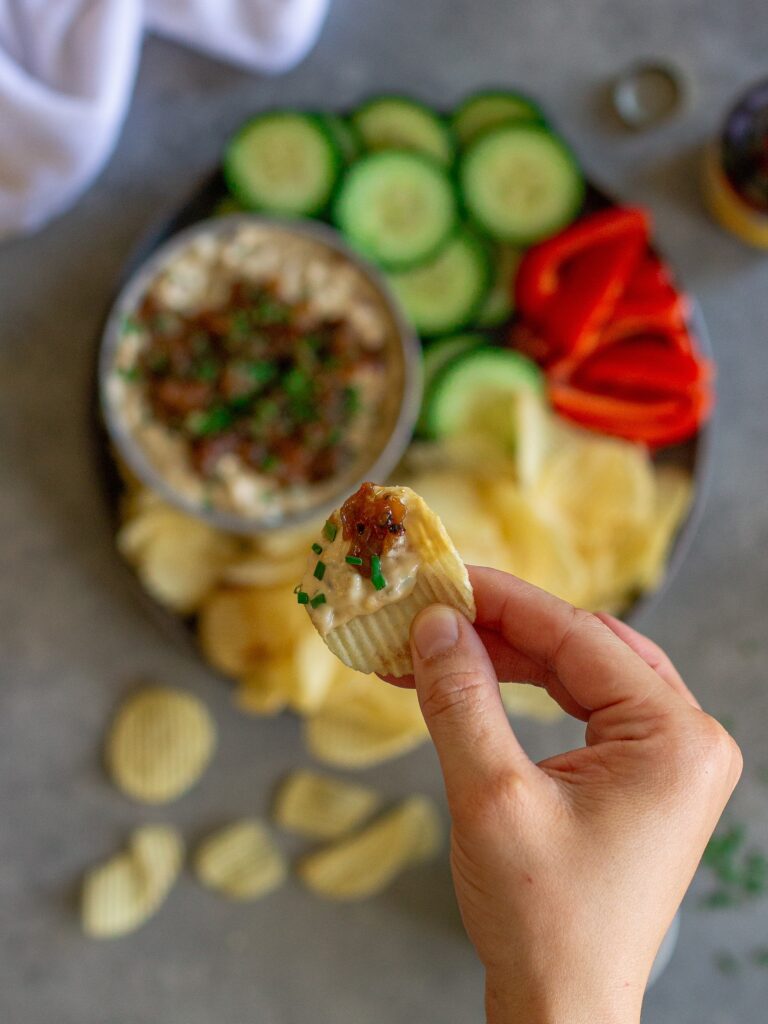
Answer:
[{"left": 399, "top": 567, "right": 742, "bottom": 1024}]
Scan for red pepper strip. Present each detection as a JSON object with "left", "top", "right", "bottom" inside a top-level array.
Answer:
[
  {"left": 567, "top": 340, "right": 713, "bottom": 396},
  {"left": 515, "top": 206, "right": 650, "bottom": 318},
  {"left": 549, "top": 381, "right": 713, "bottom": 448},
  {"left": 533, "top": 228, "right": 646, "bottom": 358},
  {"left": 612, "top": 288, "right": 689, "bottom": 327},
  {"left": 624, "top": 252, "right": 674, "bottom": 298}
]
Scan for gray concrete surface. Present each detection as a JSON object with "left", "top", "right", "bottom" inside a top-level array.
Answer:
[{"left": 2, "top": 1, "right": 768, "bottom": 1020}]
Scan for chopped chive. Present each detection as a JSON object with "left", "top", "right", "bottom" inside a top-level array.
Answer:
[
  {"left": 296, "top": 591, "right": 309, "bottom": 605},
  {"left": 370, "top": 554, "right": 387, "bottom": 591},
  {"left": 310, "top": 593, "right": 326, "bottom": 608},
  {"left": 312, "top": 543, "right": 323, "bottom": 555},
  {"left": 323, "top": 520, "right": 338, "bottom": 542},
  {"left": 314, "top": 561, "right": 326, "bottom": 581},
  {"left": 117, "top": 366, "right": 141, "bottom": 382},
  {"left": 345, "top": 555, "right": 363, "bottom": 566}
]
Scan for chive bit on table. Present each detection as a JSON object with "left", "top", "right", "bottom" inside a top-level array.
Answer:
[
  {"left": 370, "top": 555, "right": 387, "bottom": 591},
  {"left": 311, "top": 543, "right": 323, "bottom": 555},
  {"left": 313, "top": 561, "right": 326, "bottom": 581},
  {"left": 310, "top": 593, "right": 326, "bottom": 608},
  {"left": 323, "top": 519, "right": 337, "bottom": 542},
  {"left": 345, "top": 555, "right": 363, "bottom": 566}
]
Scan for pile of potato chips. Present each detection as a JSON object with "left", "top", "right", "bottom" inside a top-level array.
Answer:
[{"left": 116, "top": 409, "right": 692, "bottom": 757}]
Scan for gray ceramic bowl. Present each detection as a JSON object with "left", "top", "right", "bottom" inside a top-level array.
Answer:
[{"left": 99, "top": 214, "right": 423, "bottom": 535}]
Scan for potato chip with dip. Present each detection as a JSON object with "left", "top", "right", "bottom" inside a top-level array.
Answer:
[{"left": 297, "top": 482, "right": 475, "bottom": 677}]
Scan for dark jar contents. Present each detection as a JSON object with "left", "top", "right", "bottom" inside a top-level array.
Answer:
[
  {"left": 705, "top": 78, "right": 768, "bottom": 248},
  {"left": 339, "top": 483, "right": 407, "bottom": 577}
]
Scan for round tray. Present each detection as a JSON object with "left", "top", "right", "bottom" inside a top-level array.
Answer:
[{"left": 91, "top": 166, "right": 714, "bottom": 652}]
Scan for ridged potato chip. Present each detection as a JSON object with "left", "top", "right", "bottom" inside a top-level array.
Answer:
[
  {"left": 274, "top": 770, "right": 380, "bottom": 840},
  {"left": 106, "top": 686, "right": 216, "bottom": 804},
  {"left": 636, "top": 466, "right": 693, "bottom": 589},
  {"left": 299, "top": 484, "right": 475, "bottom": 677},
  {"left": 118, "top": 493, "right": 239, "bottom": 613},
  {"left": 233, "top": 655, "right": 292, "bottom": 716},
  {"left": 81, "top": 825, "right": 183, "bottom": 938},
  {"left": 297, "top": 796, "right": 442, "bottom": 900},
  {"left": 304, "top": 666, "right": 428, "bottom": 768},
  {"left": 194, "top": 820, "right": 286, "bottom": 900},
  {"left": 198, "top": 584, "right": 302, "bottom": 678}
]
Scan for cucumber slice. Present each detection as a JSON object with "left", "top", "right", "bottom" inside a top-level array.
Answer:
[
  {"left": 334, "top": 151, "right": 457, "bottom": 269},
  {"left": 388, "top": 228, "right": 491, "bottom": 336},
  {"left": 424, "top": 347, "right": 544, "bottom": 443},
  {"left": 224, "top": 112, "right": 341, "bottom": 216},
  {"left": 318, "top": 113, "right": 362, "bottom": 163},
  {"left": 417, "top": 333, "right": 485, "bottom": 434},
  {"left": 453, "top": 90, "right": 545, "bottom": 146},
  {"left": 459, "top": 123, "right": 584, "bottom": 244},
  {"left": 352, "top": 96, "right": 454, "bottom": 165},
  {"left": 476, "top": 244, "right": 521, "bottom": 327}
]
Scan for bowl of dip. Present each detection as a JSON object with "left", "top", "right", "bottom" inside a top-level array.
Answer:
[{"left": 100, "top": 215, "right": 422, "bottom": 533}]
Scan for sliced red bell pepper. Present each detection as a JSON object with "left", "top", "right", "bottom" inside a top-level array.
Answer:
[
  {"left": 533, "top": 228, "right": 646, "bottom": 357},
  {"left": 566, "top": 339, "right": 713, "bottom": 396},
  {"left": 548, "top": 381, "right": 713, "bottom": 448},
  {"left": 515, "top": 206, "right": 649, "bottom": 318},
  {"left": 624, "top": 252, "right": 674, "bottom": 299}
]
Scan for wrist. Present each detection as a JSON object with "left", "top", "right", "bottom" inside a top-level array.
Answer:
[{"left": 485, "top": 970, "right": 643, "bottom": 1024}]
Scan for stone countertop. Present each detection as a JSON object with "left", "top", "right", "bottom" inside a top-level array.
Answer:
[{"left": 1, "top": 1, "right": 767, "bottom": 1020}]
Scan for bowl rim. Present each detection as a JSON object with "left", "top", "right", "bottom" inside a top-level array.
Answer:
[{"left": 98, "top": 212, "right": 423, "bottom": 535}]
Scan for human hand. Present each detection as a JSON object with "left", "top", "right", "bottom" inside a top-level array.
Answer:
[{"left": 397, "top": 567, "right": 742, "bottom": 1024}]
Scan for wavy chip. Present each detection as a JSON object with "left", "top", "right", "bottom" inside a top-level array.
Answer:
[
  {"left": 304, "top": 666, "right": 428, "bottom": 768},
  {"left": 198, "top": 584, "right": 303, "bottom": 678},
  {"left": 501, "top": 682, "right": 565, "bottom": 722},
  {"left": 300, "top": 484, "right": 475, "bottom": 678},
  {"left": 298, "top": 796, "right": 442, "bottom": 900},
  {"left": 106, "top": 686, "right": 216, "bottom": 804},
  {"left": 274, "top": 770, "right": 380, "bottom": 840},
  {"left": 81, "top": 825, "right": 183, "bottom": 938},
  {"left": 194, "top": 820, "right": 286, "bottom": 900}
]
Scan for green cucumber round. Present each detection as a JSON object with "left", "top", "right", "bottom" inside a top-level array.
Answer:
[
  {"left": 417, "top": 333, "right": 486, "bottom": 434},
  {"left": 352, "top": 96, "right": 454, "bottom": 165},
  {"left": 424, "top": 346, "right": 544, "bottom": 441},
  {"left": 452, "top": 89, "right": 545, "bottom": 146},
  {"left": 333, "top": 151, "right": 457, "bottom": 270},
  {"left": 388, "top": 228, "right": 492, "bottom": 336},
  {"left": 459, "top": 123, "right": 584, "bottom": 244},
  {"left": 224, "top": 112, "right": 341, "bottom": 216}
]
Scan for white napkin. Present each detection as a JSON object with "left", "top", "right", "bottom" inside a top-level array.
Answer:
[{"left": 0, "top": 0, "right": 330, "bottom": 240}]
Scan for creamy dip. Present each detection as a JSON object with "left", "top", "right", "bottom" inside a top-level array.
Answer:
[
  {"left": 105, "top": 222, "right": 406, "bottom": 525},
  {"left": 300, "top": 484, "right": 420, "bottom": 634}
]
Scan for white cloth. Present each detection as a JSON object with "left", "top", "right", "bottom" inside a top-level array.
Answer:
[{"left": 0, "top": 0, "right": 330, "bottom": 240}]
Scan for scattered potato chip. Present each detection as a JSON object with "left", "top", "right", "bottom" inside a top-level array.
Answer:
[
  {"left": 198, "top": 584, "right": 303, "bottom": 678},
  {"left": 81, "top": 825, "right": 183, "bottom": 937},
  {"left": 233, "top": 655, "right": 292, "bottom": 716},
  {"left": 636, "top": 466, "right": 693, "bottom": 590},
  {"left": 106, "top": 686, "right": 216, "bottom": 804},
  {"left": 274, "top": 770, "right": 380, "bottom": 840},
  {"left": 300, "top": 484, "right": 475, "bottom": 677},
  {"left": 194, "top": 820, "right": 286, "bottom": 900},
  {"left": 298, "top": 796, "right": 441, "bottom": 900},
  {"left": 305, "top": 667, "right": 428, "bottom": 768},
  {"left": 118, "top": 495, "right": 239, "bottom": 613},
  {"left": 500, "top": 683, "right": 565, "bottom": 722}
]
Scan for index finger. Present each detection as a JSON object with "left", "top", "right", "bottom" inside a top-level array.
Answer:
[{"left": 468, "top": 566, "right": 682, "bottom": 717}]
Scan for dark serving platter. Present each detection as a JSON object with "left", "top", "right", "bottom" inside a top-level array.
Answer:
[{"left": 91, "top": 162, "right": 714, "bottom": 653}]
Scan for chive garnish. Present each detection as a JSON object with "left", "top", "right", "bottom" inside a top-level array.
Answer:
[
  {"left": 314, "top": 561, "right": 326, "bottom": 581},
  {"left": 345, "top": 555, "right": 363, "bottom": 566},
  {"left": 310, "top": 593, "right": 326, "bottom": 608},
  {"left": 370, "top": 555, "right": 387, "bottom": 591},
  {"left": 117, "top": 366, "right": 141, "bottom": 382},
  {"left": 323, "top": 520, "right": 337, "bottom": 542},
  {"left": 296, "top": 591, "right": 309, "bottom": 605},
  {"left": 312, "top": 543, "right": 323, "bottom": 555}
]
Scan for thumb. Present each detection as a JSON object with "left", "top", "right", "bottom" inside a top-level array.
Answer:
[{"left": 410, "top": 605, "right": 531, "bottom": 803}]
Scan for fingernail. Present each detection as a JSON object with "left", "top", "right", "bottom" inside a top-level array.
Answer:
[{"left": 412, "top": 605, "right": 459, "bottom": 660}]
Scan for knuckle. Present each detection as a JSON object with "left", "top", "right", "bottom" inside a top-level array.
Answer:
[
  {"left": 419, "top": 670, "right": 485, "bottom": 725},
  {"left": 452, "top": 768, "right": 525, "bottom": 830},
  {"left": 690, "top": 714, "right": 742, "bottom": 775}
]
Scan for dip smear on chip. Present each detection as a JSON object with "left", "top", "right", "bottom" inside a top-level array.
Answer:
[{"left": 298, "top": 482, "right": 475, "bottom": 676}]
